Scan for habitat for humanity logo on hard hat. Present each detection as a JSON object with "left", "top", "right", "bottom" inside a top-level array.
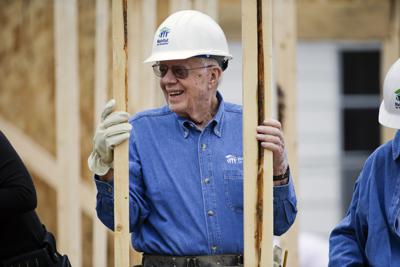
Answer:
[
  {"left": 395, "top": 88, "right": 400, "bottom": 109},
  {"left": 157, "top": 27, "right": 170, "bottom": 46}
]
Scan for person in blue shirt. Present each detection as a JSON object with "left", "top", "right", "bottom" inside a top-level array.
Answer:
[
  {"left": 88, "top": 10, "right": 297, "bottom": 266},
  {"left": 329, "top": 58, "right": 400, "bottom": 266}
]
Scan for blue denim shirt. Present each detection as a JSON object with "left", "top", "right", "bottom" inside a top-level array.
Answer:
[
  {"left": 95, "top": 93, "right": 297, "bottom": 255},
  {"left": 329, "top": 131, "right": 400, "bottom": 266}
]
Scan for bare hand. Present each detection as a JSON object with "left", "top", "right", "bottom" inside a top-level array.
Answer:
[{"left": 256, "top": 119, "right": 288, "bottom": 176}]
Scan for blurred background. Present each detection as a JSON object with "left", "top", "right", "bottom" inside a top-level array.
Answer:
[{"left": 0, "top": 0, "right": 399, "bottom": 266}]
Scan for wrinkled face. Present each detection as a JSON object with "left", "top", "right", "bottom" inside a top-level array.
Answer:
[{"left": 157, "top": 58, "right": 220, "bottom": 120}]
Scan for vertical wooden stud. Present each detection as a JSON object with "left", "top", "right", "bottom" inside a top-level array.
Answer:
[
  {"left": 243, "top": 0, "right": 274, "bottom": 266},
  {"left": 273, "top": 0, "right": 299, "bottom": 266},
  {"left": 93, "top": 0, "right": 109, "bottom": 266},
  {"left": 54, "top": 0, "right": 82, "bottom": 266},
  {"left": 112, "top": 0, "right": 130, "bottom": 266}
]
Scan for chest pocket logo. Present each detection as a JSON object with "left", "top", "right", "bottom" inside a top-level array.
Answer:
[
  {"left": 223, "top": 169, "right": 243, "bottom": 213},
  {"left": 225, "top": 154, "right": 243, "bottom": 164}
]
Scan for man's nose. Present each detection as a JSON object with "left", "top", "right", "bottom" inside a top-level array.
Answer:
[{"left": 161, "top": 68, "right": 178, "bottom": 83}]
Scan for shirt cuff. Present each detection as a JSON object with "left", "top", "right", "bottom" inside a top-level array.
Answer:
[
  {"left": 94, "top": 175, "right": 114, "bottom": 196},
  {"left": 273, "top": 175, "right": 294, "bottom": 201}
]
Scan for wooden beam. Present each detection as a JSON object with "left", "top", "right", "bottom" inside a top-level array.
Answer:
[
  {"left": 0, "top": 116, "right": 98, "bottom": 218},
  {"left": 169, "top": 0, "right": 192, "bottom": 13},
  {"left": 259, "top": 0, "right": 274, "bottom": 265},
  {"left": 243, "top": 0, "right": 274, "bottom": 265},
  {"left": 298, "top": 0, "right": 391, "bottom": 40},
  {"left": 219, "top": 0, "right": 241, "bottom": 41},
  {"left": 0, "top": 116, "right": 57, "bottom": 188},
  {"left": 193, "top": 0, "right": 218, "bottom": 20},
  {"left": 54, "top": 0, "right": 82, "bottom": 266},
  {"left": 112, "top": 0, "right": 130, "bottom": 266},
  {"left": 93, "top": 0, "right": 110, "bottom": 266},
  {"left": 382, "top": 0, "right": 400, "bottom": 142},
  {"left": 273, "top": 0, "right": 299, "bottom": 266},
  {"left": 242, "top": 1, "right": 260, "bottom": 265},
  {"left": 128, "top": 0, "right": 160, "bottom": 114}
]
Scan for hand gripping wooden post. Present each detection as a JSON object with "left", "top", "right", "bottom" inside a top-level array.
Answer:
[
  {"left": 243, "top": 0, "right": 274, "bottom": 266},
  {"left": 112, "top": 0, "right": 130, "bottom": 266}
]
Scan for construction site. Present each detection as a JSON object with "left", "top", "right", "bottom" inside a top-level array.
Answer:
[{"left": 0, "top": 0, "right": 399, "bottom": 266}]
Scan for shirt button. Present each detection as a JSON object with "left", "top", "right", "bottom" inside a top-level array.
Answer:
[
  {"left": 204, "top": 178, "right": 210, "bottom": 184},
  {"left": 201, "top": 144, "right": 207, "bottom": 150},
  {"left": 207, "top": 210, "right": 215, "bottom": 216},
  {"left": 107, "top": 187, "right": 112, "bottom": 193}
]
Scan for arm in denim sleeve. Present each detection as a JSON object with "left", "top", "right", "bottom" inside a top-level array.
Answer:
[
  {"left": 94, "top": 127, "right": 150, "bottom": 232},
  {"left": 329, "top": 177, "right": 367, "bottom": 266},
  {"left": 273, "top": 175, "right": 297, "bottom": 236}
]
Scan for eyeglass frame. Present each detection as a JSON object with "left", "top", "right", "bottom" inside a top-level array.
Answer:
[{"left": 151, "top": 63, "right": 217, "bottom": 79}]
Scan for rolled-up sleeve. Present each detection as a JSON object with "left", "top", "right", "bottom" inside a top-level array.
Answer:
[
  {"left": 94, "top": 128, "right": 150, "bottom": 233},
  {"left": 273, "top": 175, "right": 297, "bottom": 235}
]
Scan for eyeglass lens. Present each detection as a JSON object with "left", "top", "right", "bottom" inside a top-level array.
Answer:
[
  {"left": 153, "top": 65, "right": 189, "bottom": 79},
  {"left": 152, "top": 64, "right": 215, "bottom": 79}
]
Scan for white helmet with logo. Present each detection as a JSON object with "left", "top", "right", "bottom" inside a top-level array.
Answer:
[
  {"left": 379, "top": 58, "right": 400, "bottom": 129},
  {"left": 144, "top": 10, "right": 232, "bottom": 69}
]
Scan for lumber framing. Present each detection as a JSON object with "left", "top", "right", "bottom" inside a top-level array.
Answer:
[
  {"left": 93, "top": 0, "right": 109, "bottom": 266},
  {"left": 273, "top": 0, "right": 299, "bottom": 266},
  {"left": 382, "top": 0, "right": 400, "bottom": 142},
  {"left": 243, "top": 0, "right": 274, "bottom": 265},
  {"left": 54, "top": 0, "right": 82, "bottom": 266},
  {"left": 128, "top": 0, "right": 160, "bottom": 115},
  {"left": 298, "top": 0, "right": 391, "bottom": 40},
  {"left": 112, "top": 0, "right": 130, "bottom": 266}
]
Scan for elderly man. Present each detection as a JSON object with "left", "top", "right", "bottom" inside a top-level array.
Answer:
[
  {"left": 329, "top": 58, "right": 400, "bottom": 266},
  {"left": 89, "top": 10, "right": 296, "bottom": 267}
]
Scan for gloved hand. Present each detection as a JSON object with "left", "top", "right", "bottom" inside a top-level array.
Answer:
[
  {"left": 88, "top": 99, "right": 132, "bottom": 176},
  {"left": 273, "top": 245, "right": 283, "bottom": 267}
]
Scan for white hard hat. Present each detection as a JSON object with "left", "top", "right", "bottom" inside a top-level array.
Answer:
[
  {"left": 379, "top": 58, "right": 400, "bottom": 129},
  {"left": 144, "top": 10, "right": 232, "bottom": 67}
]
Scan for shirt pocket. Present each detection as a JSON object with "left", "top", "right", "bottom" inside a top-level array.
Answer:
[{"left": 223, "top": 169, "right": 243, "bottom": 213}]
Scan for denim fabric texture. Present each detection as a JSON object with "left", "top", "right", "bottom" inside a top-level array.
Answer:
[
  {"left": 95, "top": 92, "right": 297, "bottom": 255},
  {"left": 329, "top": 131, "right": 400, "bottom": 266}
]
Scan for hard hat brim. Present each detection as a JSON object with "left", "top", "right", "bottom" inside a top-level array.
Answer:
[
  {"left": 144, "top": 50, "right": 233, "bottom": 63},
  {"left": 379, "top": 101, "right": 400, "bottom": 129}
]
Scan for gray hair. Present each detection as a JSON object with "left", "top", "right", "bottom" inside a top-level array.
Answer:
[{"left": 199, "top": 57, "right": 223, "bottom": 88}]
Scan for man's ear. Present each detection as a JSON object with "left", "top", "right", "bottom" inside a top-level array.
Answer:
[{"left": 209, "top": 67, "right": 222, "bottom": 86}]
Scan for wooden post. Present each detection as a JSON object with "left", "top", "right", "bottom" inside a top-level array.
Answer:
[
  {"left": 382, "top": 0, "right": 400, "bottom": 143},
  {"left": 93, "top": 0, "right": 109, "bottom": 266},
  {"left": 128, "top": 0, "right": 159, "bottom": 115},
  {"left": 170, "top": 0, "right": 192, "bottom": 13},
  {"left": 273, "top": 0, "right": 299, "bottom": 266},
  {"left": 54, "top": 0, "right": 82, "bottom": 266},
  {"left": 112, "top": 0, "right": 130, "bottom": 266},
  {"left": 193, "top": 0, "right": 218, "bottom": 20},
  {"left": 243, "top": 0, "right": 274, "bottom": 266}
]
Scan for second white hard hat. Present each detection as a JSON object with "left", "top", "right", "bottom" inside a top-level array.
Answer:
[
  {"left": 379, "top": 58, "right": 400, "bottom": 129},
  {"left": 144, "top": 10, "right": 232, "bottom": 65}
]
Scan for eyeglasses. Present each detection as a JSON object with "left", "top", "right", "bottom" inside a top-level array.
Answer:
[{"left": 152, "top": 64, "right": 216, "bottom": 79}]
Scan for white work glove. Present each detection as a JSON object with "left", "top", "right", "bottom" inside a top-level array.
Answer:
[{"left": 88, "top": 99, "right": 132, "bottom": 176}]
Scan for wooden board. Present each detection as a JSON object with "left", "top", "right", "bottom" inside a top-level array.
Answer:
[
  {"left": 54, "top": 0, "right": 82, "bottom": 266},
  {"left": 93, "top": 0, "right": 110, "bottom": 266},
  {"left": 298, "top": 0, "right": 391, "bottom": 40},
  {"left": 273, "top": 0, "right": 299, "bottom": 266},
  {"left": 112, "top": 0, "right": 130, "bottom": 266},
  {"left": 243, "top": 0, "right": 274, "bottom": 265}
]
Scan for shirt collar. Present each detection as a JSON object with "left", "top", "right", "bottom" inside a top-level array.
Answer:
[
  {"left": 174, "top": 91, "right": 225, "bottom": 138},
  {"left": 392, "top": 130, "right": 400, "bottom": 160}
]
